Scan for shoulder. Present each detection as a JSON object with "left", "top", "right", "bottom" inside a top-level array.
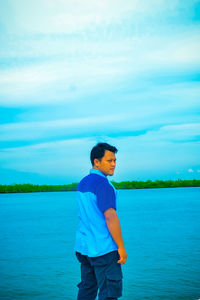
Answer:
[
  {"left": 77, "top": 174, "right": 112, "bottom": 194},
  {"left": 77, "top": 174, "right": 108, "bottom": 192}
]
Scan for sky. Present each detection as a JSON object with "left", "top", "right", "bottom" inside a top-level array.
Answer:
[{"left": 0, "top": 0, "right": 200, "bottom": 184}]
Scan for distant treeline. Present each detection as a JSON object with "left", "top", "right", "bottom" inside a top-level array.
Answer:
[
  {"left": 112, "top": 179, "right": 200, "bottom": 189},
  {"left": 0, "top": 183, "right": 78, "bottom": 194},
  {"left": 0, "top": 179, "right": 200, "bottom": 193}
]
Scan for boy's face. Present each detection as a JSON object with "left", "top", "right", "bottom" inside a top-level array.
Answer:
[{"left": 94, "top": 150, "right": 116, "bottom": 176}]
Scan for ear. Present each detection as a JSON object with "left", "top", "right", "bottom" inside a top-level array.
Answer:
[{"left": 93, "top": 158, "right": 100, "bottom": 167}]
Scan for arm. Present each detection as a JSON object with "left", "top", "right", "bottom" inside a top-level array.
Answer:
[{"left": 104, "top": 208, "right": 127, "bottom": 264}]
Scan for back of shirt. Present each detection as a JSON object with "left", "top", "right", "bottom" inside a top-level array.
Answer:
[{"left": 75, "top": 169, "right": 118, "bottom": 257}]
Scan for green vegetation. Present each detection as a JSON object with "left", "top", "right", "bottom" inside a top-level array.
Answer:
[
  {"left": 111, "top": 179, "right": 200, "bottom": 189},
  {"left": 0, "top": 180, "right": 199, "bottom": 193},
  {"left": 0, "top": 183, "right": 78, "bottom": 194}
]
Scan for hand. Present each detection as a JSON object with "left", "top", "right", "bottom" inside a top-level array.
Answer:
[{"left": 117, "top": 247, "right": 127, "bottom": 265}]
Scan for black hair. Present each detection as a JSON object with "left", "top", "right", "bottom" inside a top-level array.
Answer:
[{"left": 90, "top": 142, "right": 118, "bottom": 166}]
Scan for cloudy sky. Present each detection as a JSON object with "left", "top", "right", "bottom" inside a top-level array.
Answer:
[{"left": 0, "top": 0, "right": 200, "bottom": 184}]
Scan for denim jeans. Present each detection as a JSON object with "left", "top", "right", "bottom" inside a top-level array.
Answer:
[{"left": 76, "top": 250, "right": 123, "bottom": 300}]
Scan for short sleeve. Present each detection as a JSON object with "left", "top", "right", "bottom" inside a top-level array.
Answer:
[{"left": 95, "top": 181, "right": 116, "bottom": 213}]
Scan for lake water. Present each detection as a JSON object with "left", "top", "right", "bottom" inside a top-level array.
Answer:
[{"left": 0, "top": 188, "right": 200, "bottom": 300}]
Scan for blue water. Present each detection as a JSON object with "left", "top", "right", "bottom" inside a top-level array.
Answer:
[{"left": 0, "top": 188, "right": 200, "bottom": 300}]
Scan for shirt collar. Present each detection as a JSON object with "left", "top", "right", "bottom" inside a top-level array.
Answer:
[{"left": 90, "top": 168, "right": 107, "bottom": 178}]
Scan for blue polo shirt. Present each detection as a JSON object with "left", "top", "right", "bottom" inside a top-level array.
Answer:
[{"left": 75, "top": 168, "right": 118, "bottom": 257}]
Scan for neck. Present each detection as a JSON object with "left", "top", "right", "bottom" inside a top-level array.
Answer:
[{"left": 92, "top": 167, "right": 107, "bottom": 176}]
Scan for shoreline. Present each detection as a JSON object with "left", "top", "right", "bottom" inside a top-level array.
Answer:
[{"left": 0, "top": 179, "right": 200, "bottom": 194}]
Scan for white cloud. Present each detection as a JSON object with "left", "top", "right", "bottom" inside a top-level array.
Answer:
[
  {"left": 143, "top": 35, "right": 200, "bottom": 69},
  {"left": 1, "top": 0, "right": 199, "bottom": 108},
  {"left": 0, "top": 138, "right": 94, "bottom": 178},
  {"left": 0, "top": 64, "right": 56, "bottom": 85},
  {"left": 1, "top": 134, "right": 199, "bottom": 181},
  {"left": 0, "top": 64, "right": 57, "bottom": 100},
  {"left": 1, "top": 34, "right": 199, "bottom": 107},
  {"left": 188, "top": 168, "right": 194, "bottom": 173},
  {"left": 0, "top": 0, "right": 199, "bottom": 183},
  {"left": 0, "top": 114, "right": 128, "bottom": 141},
  {"left": 0, "top": 53, "right": 131, "bottom": 105},
  {"left": 4, "top": 0, "right": 175, "bottom": 34},
  {"left": 138, "top": 123, "right": 200, "bottom": 143}
]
